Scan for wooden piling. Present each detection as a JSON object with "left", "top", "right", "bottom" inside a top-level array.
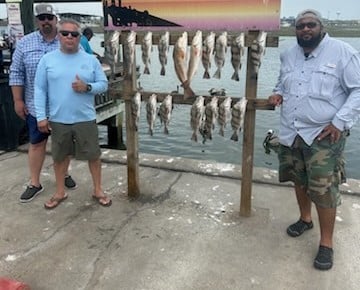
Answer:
[
  {"left": 240, "top": 30, "right": 261, "bottom": 217},
  {"left": 121, "top": 32, "right": 140, "bottom": 198}
]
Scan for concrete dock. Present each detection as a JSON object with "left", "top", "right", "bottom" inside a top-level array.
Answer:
[{"left": 1, "top": 144, "right": 360, "bottom": 290}]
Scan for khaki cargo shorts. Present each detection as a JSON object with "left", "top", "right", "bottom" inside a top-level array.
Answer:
[
  {"left": 50, "top": 120, "right": 101, "bottom": 162},
  {"left": 278, "top": 134, "right": 347, "bottom": 208}
]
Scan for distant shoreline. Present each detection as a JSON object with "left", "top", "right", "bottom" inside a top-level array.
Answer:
[
  {"left": 1, "top": 21, "right": 359, "bottom": 38},
  {"left": 270, "top": 26, "right": 360, "bottom": 38},
  {"left": 93, "top": 26, "right": 360, "bottom": 38}
]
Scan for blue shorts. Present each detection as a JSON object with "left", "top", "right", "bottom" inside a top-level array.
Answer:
[{"left": 26, "top": 114, "right": 50, "bottom": 144}]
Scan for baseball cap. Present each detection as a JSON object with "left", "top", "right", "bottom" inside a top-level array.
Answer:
[
  {"left": 35, "top": 3, "right": 56, "bottom": 17},
  {"left": 295, "top": 9, "right": 323, "bottom": 25}
]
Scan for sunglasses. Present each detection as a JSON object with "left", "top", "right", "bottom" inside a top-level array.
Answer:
[
  {"left": 59, "top": 30, "right": 80, "bottom": 37},
  {"left": 37, "top": 14, "right": 55, "bottom": 21},
  {"left": 296, "top": 22, "right": 318, "bottom": 30}
]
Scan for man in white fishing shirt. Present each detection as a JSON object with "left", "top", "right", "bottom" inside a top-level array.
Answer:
[{"left": 268, "top": 9, "right": 360, "bottom": 270}]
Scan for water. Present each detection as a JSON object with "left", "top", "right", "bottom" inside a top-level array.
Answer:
[{"left": 96, "top": 34, "right": 360, "bottom": 178}]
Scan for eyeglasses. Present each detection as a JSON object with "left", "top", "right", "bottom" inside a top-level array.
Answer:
[
  {"left": 37, "top": 14, "right": 55, "bottom": 21},
  {"left": 59, "top": 30, "right": 80, "bottom": 37},
  {"left": 296, "top": 22, "right": 318, "bottom": 30}
]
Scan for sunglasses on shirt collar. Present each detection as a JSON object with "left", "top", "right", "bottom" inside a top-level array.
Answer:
[
  {"left": 59, "top": 30, "right": 81, "bottom": 37},
  {"left": 37, "top": 14, "right": 55, "bottom": 21}
]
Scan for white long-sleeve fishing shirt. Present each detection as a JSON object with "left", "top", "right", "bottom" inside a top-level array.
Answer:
[{"left": 273, "top": 34, "right": 360, "bottom": 146}]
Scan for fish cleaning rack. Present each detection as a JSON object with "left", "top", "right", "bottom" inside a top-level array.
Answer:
[{"left": 109, "top": 30, "right": 279, "bottom": 217}]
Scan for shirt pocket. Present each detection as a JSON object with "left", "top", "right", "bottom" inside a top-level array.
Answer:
[{"left": 310, "top": 66, "right": 339, "bottom": 100}]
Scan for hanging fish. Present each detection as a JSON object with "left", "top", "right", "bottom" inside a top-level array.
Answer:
[
  {"left": 131, "top": 92, "right": 141, "bottom": 131},
  {"left": 158, "top": 31, "right": 170, "bottom": 76},
  {"left": 202, "top": 31, "right": 215, "bottom": 79},
  {"left": 146, "top": 94, "right": 157, "bottom": 136},
  {"left": 230, "top": 98, "right": 248, "bottom": 142},
  {"left": 213, "top": 31, "right": 228, "bottom": 79},
  {"left": 230, "top": 33, "right": 245, "bottom": 81},
  {"left": 159, "top": 94, "right": 173, "bottom": 134},
  {"left": 187, "top": 30, "right": 202, "bottom": 90},
  {"left": 190, "top": 95, "right": 205, "bottom": 142},
  {"left": 250, "top": 31, "right": 267, "bottom": 74},
  {"left": 141, "top": 31, "right": 152, "bottom": 74},
  {"left": 173, "top": 32, "right": 195, "bottom": 99},
  {"left": 218, "top": 96, "right": 232, "bottom": 137},
  {"left": 201, "top": 96, "right": 219, "bottom": 143},
  {"left": 104, "top": 30, "right": 121, "bottom": 79},
  {"left": 123, "top": 30, "right": 136, "bottom": 77}
]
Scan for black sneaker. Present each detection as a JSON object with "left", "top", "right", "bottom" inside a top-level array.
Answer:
[
  {"left": 20, "top": 185, "right": 44, "bottom": 203},
  {"left": 286, "top": 219, "right": 313, "bottom": 237},
  {"left": 314, "top": 245, "right": 333, "bottom": 270},
  {"left": 65, "top": 175, "right": 77, "bottom": 189}
]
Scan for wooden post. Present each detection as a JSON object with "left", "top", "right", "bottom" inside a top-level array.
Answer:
[
  {"left": 121, "top": 32, "right": 140, "bottom": 198},
  {"left": 240, "top": 30, "right": 260, "bottom": 217},
  {"left": 105, "top": 114, "right": 125, "bottom": 150},
  {"left": 107, "top": 110, "right": 126, "bottom": 150},
  {"left": 115, "top": 110, "right": 126, "bottom": 150}
]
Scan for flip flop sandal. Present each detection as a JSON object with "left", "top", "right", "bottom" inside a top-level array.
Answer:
[
  {"left": 92, "top": 195, "right": 112, "bottom": 207},
  {"left": 44, "top": 194, "right": 68, "bottom": 210}
]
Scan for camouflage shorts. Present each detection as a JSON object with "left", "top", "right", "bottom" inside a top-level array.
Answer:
[{"left": 278, "top": 134, "right": 347, "bottom": 208}]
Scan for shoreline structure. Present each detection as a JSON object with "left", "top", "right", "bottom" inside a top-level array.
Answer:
[
  {"left": 1, "top": 18, "right": 359, "bottom": 37},
  {"left": 271, "top": 26, "right": 360, "bottom": 38}
]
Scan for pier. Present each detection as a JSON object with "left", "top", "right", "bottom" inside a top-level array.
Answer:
[
  {"left": 0, "top": 0, "right": 128, "bottom": 152},
  {"left": 0, "top": 64, "right": 127, "bottom": 151},
  {"left": 96, "top": 66, "right": 127, "bottom": 150},
  {"left": 0, "top": 146, "right": 360, "bottom": 289}
]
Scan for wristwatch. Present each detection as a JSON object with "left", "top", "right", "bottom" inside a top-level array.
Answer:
[{"left": 86, "top": 84, "right": 92, "bottom": 92}]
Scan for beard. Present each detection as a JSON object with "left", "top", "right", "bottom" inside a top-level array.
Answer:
[
  {"left": 41, "top": 24, "right": 53, "bottom": 35},
  {"left": 297, "top": 32, "right": 323, "bottom": 48}
]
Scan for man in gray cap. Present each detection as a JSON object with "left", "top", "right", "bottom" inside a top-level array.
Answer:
[
  {"left": 268, "top": 9, "right": 360, "bottom": 270},
  {"left": 9, "top": 3, "right": 77, "bottom": 203}
]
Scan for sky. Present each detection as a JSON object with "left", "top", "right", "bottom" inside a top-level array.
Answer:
[{"left": 0, "top": 0, "right": 359, "bottom": 20}]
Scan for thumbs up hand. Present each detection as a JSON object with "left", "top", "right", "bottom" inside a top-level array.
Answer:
[{"left": 72, "top": 74, "right": 87, "bottom": 93}]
